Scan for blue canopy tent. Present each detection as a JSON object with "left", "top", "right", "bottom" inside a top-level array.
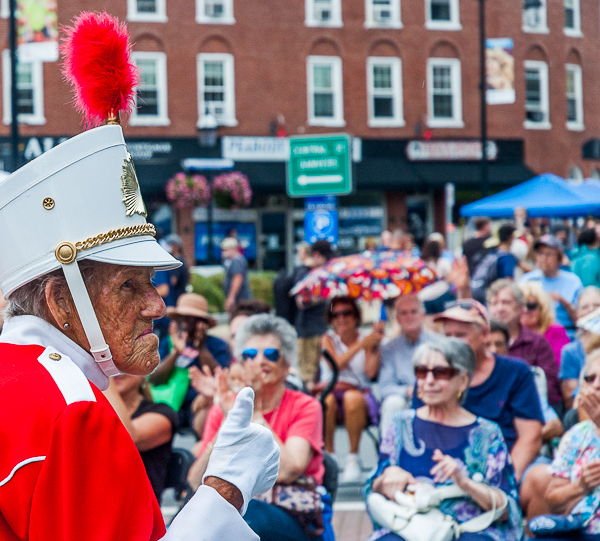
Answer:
[{"left": 460, "top": 173, "right": 600, "bottom": 218}]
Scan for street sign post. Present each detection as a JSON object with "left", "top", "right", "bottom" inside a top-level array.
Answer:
[
  {"left": 304, "top": 196, "right": 338, "bottom": 244},
  {"left": 287, "top": 134, "right": 352, "bottom": 197}
]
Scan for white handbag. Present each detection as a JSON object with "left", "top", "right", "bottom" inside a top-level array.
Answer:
[{"left": 366, "top": 482, "right": 508, "bottom": 541}]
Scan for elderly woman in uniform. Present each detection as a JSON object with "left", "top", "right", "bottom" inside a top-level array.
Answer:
[{"left": 0, "top": 123, "right": 279, "bottom": 541}]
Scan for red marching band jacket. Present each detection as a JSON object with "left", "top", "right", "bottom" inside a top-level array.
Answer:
[{"left": 0, "top": 343, "right": 166, "bottom": 541}]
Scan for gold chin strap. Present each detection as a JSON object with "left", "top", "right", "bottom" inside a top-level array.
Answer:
[{"left": 55, "top": 223, "right": 156, "bottom": 264}]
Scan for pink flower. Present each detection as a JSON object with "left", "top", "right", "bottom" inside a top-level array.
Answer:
[{"left": 166, "top": 172, "right": 211, "bottom": 209}]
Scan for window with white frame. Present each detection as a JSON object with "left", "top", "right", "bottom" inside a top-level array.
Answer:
[
  {"left": 2, "top": 50, "right": 45, "bottom": 125},
  {"left": 564, "top": 0, "right": 581, "bottom": 35},
  {"left": 307, "top": 56, "right": 344, "bottom": 126},
  {"left": 196, "top": 0, "right": 235, "bottom": 24},
  {"left": 367, "top": 57, "right": 404, "bottom": 127},
  {"left": 127, "top": 0, "right": 167, "bottom": 22},
  {"left": 130, "top": 52, "right": 169, "bottom": 126},
  {"left": 566, "top": 64, "right": 583, "bottom": 129},
  {"left": 523, "top": 0, "right": 548, "bottom": 33},
  {"left": 524, "top": 60, "right": 549, "bottom": 128},
  {"left": 427, "top": 58, "right": 463, "bottom": 127},
  {"left": 365, "top": 0, "right": 401, "bottom": 28},
  {"left": 0, "top": 0, "right": 7, "bottom": 18},
  {"left": 305, "top": 0, "right": 342, "bottom": 27},
  {"left": 425, "top": 0, "right": 460, "bottom": 30},
  {"left": 197, "top": 53, "right": 237, "bottom": 127}
]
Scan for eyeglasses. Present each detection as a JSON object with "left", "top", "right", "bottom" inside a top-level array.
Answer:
[
  {"left": 525, "top": 302, "right": 539, "bottom": 312},
  {"left": 583, "top": 373, "right": 600, "bottom": 384},
  {"left": 414, "top": 365, "right": 459, "bottom": 380},
  {"left": 241, "top": 348, "right": 281, "bottom": 362},
  {"left": 331, "top": 309, "right": 353, "bottom": 319}
]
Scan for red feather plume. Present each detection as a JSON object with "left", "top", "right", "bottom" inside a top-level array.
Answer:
[{"left": 60, "top": 12, "right": 139, "bottom": 128}]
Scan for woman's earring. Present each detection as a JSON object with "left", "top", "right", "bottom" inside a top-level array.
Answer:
[
  {"left": 457, "top": 391, "right": 462, "bottom": 400},
  {"left": 417, "top": 389, "right": 423, "bottom": 399},
  {"left": 63, "top": 322, "right": 70, "bottom": 330}
]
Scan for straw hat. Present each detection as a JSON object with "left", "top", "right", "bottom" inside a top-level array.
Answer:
[{"left": 166, "top": 293, "right": 217, "bottom": 328}]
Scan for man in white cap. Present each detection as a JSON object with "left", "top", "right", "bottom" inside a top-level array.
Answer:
[{"left": 0, "top": 124, "right": 279, "bottom": 540}]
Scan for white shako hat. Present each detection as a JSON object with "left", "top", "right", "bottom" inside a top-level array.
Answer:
[{"left": 0, "top": 124, "right": 180, "bottom": 376}]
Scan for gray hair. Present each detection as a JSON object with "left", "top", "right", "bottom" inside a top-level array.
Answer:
[
  {"left": 234, "top": 313, "right": 298, "bottom": 368},
  {"left": 486, "top": 278, "right": 525, "bottom": 307},
  {"left": 578, "top": 286, "right": 600, "bottom": 308},
  {"left": 3, "top": 260, "right": 102, "bottom": 321},
  {"left": 413, "top": 337, "right": 476, "bottom": 405}
]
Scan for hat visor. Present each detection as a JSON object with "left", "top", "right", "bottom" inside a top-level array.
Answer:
[
  {"left": 166, "top": 306, "right": 217, "bottom": 328},
  {"left": 84, "top": 236, "right": 182, "bottom": 271}
]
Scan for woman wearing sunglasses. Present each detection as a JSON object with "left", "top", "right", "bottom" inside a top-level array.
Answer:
[
  {"left": 365, "top": 337, "right": 522, "bottom": 541},
  {"left": 320, "top": 296, "right": 384, "bottom": 483},
  {"left": 194, "top": 314, "right": 327, "bottom": 541},
  {"left": 541, "top": 350, "right": 600, "bottom": 541},
  {"left": 520, "top": 282, "right": 569, "bottom": 368}
]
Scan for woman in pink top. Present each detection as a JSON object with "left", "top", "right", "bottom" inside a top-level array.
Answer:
[
  {"left": 520, "top": 282, "right": 570, "bottom": 367},
  {"left": 189, "top": 314, "right": 326, "bottom": 541}
]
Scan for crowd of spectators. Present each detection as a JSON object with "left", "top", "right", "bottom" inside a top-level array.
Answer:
[{"left": 83, "top": 216, "right": 600, "bottom": 540}]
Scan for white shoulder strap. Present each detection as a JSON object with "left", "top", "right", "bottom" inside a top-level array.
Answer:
[{"left": 455, "top": 487, "right": 508, "bottom": 535}]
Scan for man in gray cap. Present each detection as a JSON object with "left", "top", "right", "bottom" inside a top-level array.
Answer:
[{"left": 520, "top": 234, "right": 583, "bottom": 339}]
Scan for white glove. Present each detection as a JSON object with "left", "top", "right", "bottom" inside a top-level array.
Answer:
[{"left": 203, "top": 387, "right": 280, "bottom": 515}]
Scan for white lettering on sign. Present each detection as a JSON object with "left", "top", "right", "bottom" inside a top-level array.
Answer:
[
  {"left": 292, "top": 144, "right": 328, "bottom": 156},
  {"left": 222, "top": 136, "right": 290, "bottom": 161},
  {"left": 127, "top": 142, "right": 172, "bottom": 160},
  {"left": 406, "top": 141, "right": 498, "bottom": 161},
  {"left": 24, "top": 137, "right": 68, "bottom": 161},
  {"left": 299, "top": 158, "right": 338, "bottom": 169}
]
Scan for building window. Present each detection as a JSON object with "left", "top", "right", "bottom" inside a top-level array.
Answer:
[
  {"left": 524, "top": 60, "right": 550, "bottom": 129},
  {"left": 196, "top": 0, "right": 235, "bottom": 24},
  {"left": 307, "top": 56, "right": 344, "bottom": 127},
  {"left": 130, "top": 52, "right": 169, "bottom": 126},
  {"left": 568, "top": 166, "right": 583, "bottom": 183},
  {"left": 367, "top": 57, "right": 404, "bottom": 127},
  {"left": 523, "top": 0, "right": 548, "bottom": 33},
  {"left": 305, "top": 0, "right": 342, "bottom": 27},
  {"left": 566, "top": 64, "right": 583, "bottom": 130},
  {"left": 365, "top": 0, "right": 401, "bottom": 28},
  {"left": 2, "top": 50, "right": 45, "bottom": 125},
  {"left": 564, "top": 0, "right": 581, "bottom": 36},
  {"left": 0, "top": 0, "right": 7, "bottom": 18},
  {"left": 427, "top": 58, "right": 463, "bottom": 128},
  {"left": 425, "top": 0, "right": 460, "bottom": 30},
  {"left": 197, "top": 53, "right": 237, "bottom": 127},
  {"left": 127, "top": 0, "right": 167, "bottom": 22}
]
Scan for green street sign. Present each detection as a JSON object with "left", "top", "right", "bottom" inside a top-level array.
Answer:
[{"left": 287, "top": 134, "right": 352, "bottom": 197}]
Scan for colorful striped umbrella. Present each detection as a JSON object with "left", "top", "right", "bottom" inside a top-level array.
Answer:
[{"left": 289, "top": 250, "right": 438, "bottom": 301}]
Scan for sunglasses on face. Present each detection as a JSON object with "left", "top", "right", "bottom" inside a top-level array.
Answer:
[
  {"left": 584, "top": 373, "right": 600, "bottom": 384},
  {"left": 241, "top": 348, "right": 281, "bottom": 362},
  {"left": 414, "top": 365, "right": 459, "bottom": 380},
  {"left": 331, "top": 309, "right": 353, "bottom": 319},
  {"left": 525, "top": 302, "right": 539, "bottom": 312}
]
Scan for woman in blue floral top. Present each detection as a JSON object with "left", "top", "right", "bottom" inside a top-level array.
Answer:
[
  {"left": 543, "top": 350, "right": 600, "bottom": 540},
  {"left": 364, "top": 337, "right": 522, "bottom": 541}
]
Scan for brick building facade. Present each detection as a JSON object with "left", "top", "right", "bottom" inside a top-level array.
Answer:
[{"left": 1, "top": 0, "right": 599, "bottom": 268}]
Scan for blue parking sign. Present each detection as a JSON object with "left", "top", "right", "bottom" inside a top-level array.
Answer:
[{"left": 304, "top": 209, "right": 338, "bottom": 244}]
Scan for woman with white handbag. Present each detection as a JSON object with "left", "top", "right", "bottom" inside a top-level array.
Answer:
[{"left": 364, "top": 337, "right": 522, "bottom": 541}]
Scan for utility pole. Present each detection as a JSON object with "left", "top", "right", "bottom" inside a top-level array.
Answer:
[
  {"left": 9, "top": 0, "right": 20, "bottom": 171},
  {"left": 478, "top": 0, "right": 489, "bottom": 197}
]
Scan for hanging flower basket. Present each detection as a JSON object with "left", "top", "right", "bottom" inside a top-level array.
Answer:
[
  {"left": 212, "top": 171, "right": 252, "bottom": 210},
  {"left": 166, "top": 172, "right": 211, "bottom": 209}
]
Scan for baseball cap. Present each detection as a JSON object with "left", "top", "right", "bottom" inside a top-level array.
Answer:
[
  {"left": 533, "top": 234, "right": 563, "bottom": 254},
  {"left": 433, "top": 299, "right": 490, "bottom": 329}
]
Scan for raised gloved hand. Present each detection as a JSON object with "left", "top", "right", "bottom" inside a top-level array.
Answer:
[{"left": 203, "top": 387, "right": 280, "bottom": 515}]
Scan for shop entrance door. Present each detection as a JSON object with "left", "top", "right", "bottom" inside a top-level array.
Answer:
[{"left": 259, "top": 211, "right": 288, "bottom": 271}]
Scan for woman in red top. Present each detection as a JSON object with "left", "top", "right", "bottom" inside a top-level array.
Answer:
[{"left": 191, "top": 314, "right": 325, "bottom": 541}]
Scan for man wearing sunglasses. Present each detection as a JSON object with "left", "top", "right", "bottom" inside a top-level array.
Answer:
[
  {"left": 412, "top": 298, "right": 544, "bottom": 485},
  {"left": 487, "top": 279, "right": 561, "bottom": 411}
]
